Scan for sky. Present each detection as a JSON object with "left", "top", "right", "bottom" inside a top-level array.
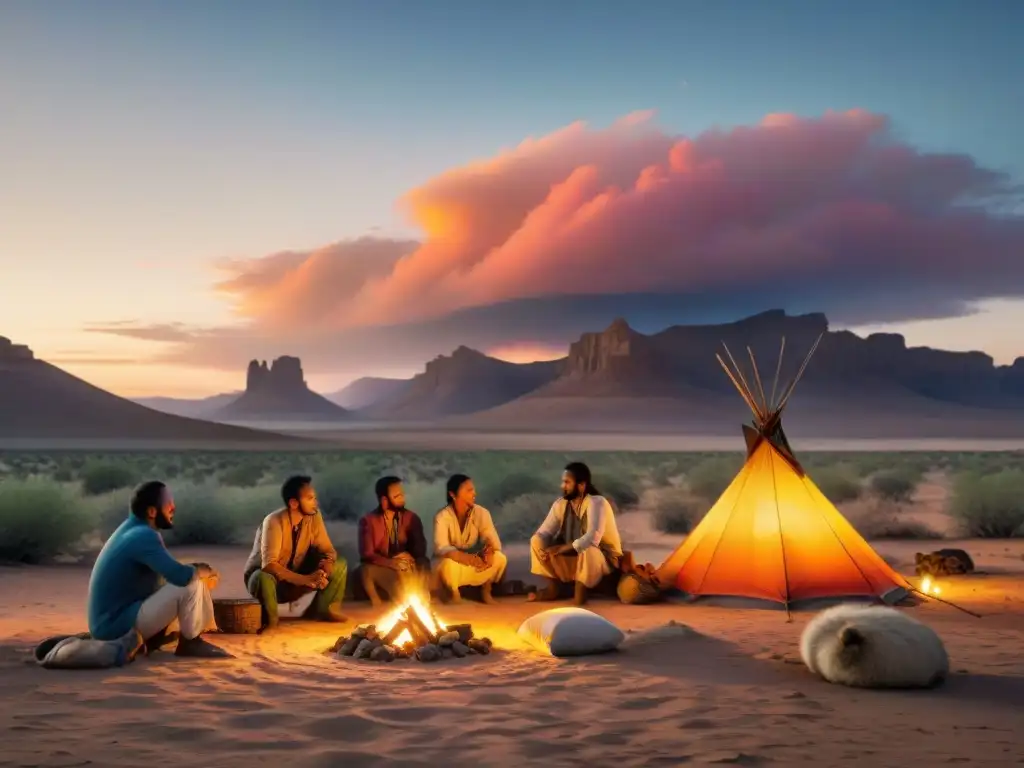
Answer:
[{"left": 2, "top": 0, "right": 1023, "bottom": 398}]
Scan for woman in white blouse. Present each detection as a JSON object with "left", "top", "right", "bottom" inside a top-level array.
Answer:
[{"left": 432, "top": 474, "right": 508, "bottom": 604}]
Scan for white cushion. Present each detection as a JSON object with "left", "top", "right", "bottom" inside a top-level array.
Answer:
[{"left": 517, "top": 607, "right": 625, "bottom": 657}]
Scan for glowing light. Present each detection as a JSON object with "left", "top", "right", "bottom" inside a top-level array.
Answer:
[
  {"left": 920, "top": 576, "right": 941, "bottom": 596},
  {"left": 375, "top": 592, "right": 444, "bottom": 647}
]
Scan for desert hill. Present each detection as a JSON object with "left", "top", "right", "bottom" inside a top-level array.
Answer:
[
  {"left": 358, "top": 346, "right": 563, "bottom": 420},
  {"left": 0, "top": 338, "right": 295, "bottom": 444},
  {"left": 134, "top": 391, "right": 241, "bottom": 419},
  {"left": 446, "top": 311, "right": 1024, "bottom": 437},
  {"left": 327, "top": 377, "right": 410, "bottom": 410},
  {"left": 213, "top": 357, "right": 350, "bottom": 422}
]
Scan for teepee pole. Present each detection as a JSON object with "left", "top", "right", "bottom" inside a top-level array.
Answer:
[
  {"left": 769, "top": 336, "right": 786, "bottom": 411},
  {"left": 746, "top": 346, "right": 769, "bottom": 417},
  {"left": 722, "top": 343, "right": 764, "bottom": 421},
  {"left": 715, "top": 354, "right": 763, "bottom": 419},
  {"left": 775, "top": 332, "right": 824, "bottom": 415}
]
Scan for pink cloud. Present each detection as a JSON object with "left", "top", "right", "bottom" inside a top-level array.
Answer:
[{"left": 92, "top": 108, "right": 1024, "bottom": 374}]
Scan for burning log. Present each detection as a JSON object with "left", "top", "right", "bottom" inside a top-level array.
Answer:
[
  {"left": 406, "top": 607, "right": 438, "bottom": 645},
  {"left": 382, "top": 614, "right": 411, "bottom": 645}
]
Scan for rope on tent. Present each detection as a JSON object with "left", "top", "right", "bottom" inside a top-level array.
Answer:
[{"left": 909, "top": 588, "right": 983, "bottom": 618}]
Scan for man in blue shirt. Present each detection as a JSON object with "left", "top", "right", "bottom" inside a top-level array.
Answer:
[{"left": 88, "top": 480, "right": 229, "bottom": 658}]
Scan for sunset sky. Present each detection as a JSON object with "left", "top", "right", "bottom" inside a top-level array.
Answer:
[{"left": 2, "top": 0, "right": 1023, "bottom": 398}]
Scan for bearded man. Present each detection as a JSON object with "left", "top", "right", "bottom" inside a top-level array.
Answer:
[
  {"left": 355, "top": 476, "right": 430, "bottom": 607},
  {"left": 243, "top": 475, "right": 349, "bottom": 630},
  {"left": 528, "top": 462, "right": 624, "bottom": 606},
  {"left": 87, "top": 480, "right": 229, "bottom": 658}
]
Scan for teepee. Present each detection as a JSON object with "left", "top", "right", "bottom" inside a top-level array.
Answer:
[{"left": 657, "top": 335, "right": 912, "bottom": 610}]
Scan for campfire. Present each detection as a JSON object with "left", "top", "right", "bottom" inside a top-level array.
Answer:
[{"left": 332, "top": 591, "right": 493, "bottom": 663}]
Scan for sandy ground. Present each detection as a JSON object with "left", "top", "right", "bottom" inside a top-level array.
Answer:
[{"left": 3, "top": 529, "right": 1024, "bottom": 767}]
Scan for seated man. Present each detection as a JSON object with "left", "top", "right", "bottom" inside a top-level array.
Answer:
[
  {"left": 356, "top": 476, "right": 430, "bottom": 607},
  {"left": 243, "top": 474, "right": 348, "bottom": 630},
  {"left": 529, "top": 462, "right": 623, "bottom": 606},
  {"left": 433, "top": 474, "right": 507, "bottom": 604},
  {"left": 87, "top": 480, "right": 228, "bottom": 658}
]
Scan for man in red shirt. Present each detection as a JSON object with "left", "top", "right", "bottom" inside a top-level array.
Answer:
[{"left": 356, "top": 476, "right": 430, "bottom": 607}]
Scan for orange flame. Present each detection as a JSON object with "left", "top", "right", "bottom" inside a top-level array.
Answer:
[{"left": 375, "top": 592, "right": 445, "bottom": 647}]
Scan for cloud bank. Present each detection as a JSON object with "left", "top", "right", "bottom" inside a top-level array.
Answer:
[{"left": 91, "top": 109, "right": 1024, "bottom": 376}]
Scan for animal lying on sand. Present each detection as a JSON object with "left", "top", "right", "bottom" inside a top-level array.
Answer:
[{"left": 800, "top": 603, "right": 949, "bottom": 689}]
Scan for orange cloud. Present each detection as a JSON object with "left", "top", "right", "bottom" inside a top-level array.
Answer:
[{"left": 91, "top": 108, "right": 1024, "bottom": 375}]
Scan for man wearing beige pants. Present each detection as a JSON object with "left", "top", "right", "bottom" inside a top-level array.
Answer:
[{"left": 529, "top": 462, "right": 623, "bottom": 606}]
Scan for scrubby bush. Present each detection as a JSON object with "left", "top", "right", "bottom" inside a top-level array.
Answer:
[
  {"left": 81, "top": 461, "right": 139, "bottom": 496},
  {"left": 0, "top": 478, "right": 97, "bottom": 563},
  {"left": 161, "top": 482, "right": 279, "bottom": 546},
  {"left": 596, "top": 471, "right": 642, "bottom": 511},
  {"left": 491, "top": 492, "right": 551, "bottom": 542},
  {"left": 813, "top": 465, "right": 863, "bottom": 503},
  {"left": 220, "top": 462, "right": 266, "bottom": 488},
  {"left": 869, "top": 468, "right": 920, "bottom": 502},
  {"left": 685, "top": 456, "right": 742, "bottom": 501},
  {"left": 950, "top": 470, "right": 1024, "bottom": 538},
  {"left": 652, "top": 490, "right": 703, "bottom": 534},
  {"left": 316, "top": 462, "right": 384, "bottom": 520},
  {"left": 848, "top": 502, "right": 940, "bottom": 540}
]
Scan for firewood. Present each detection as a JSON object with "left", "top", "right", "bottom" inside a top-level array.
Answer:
[
  {"left": 406, "top": 607, "right": 438, "bottom": 645},
  {"left": 382, "top": 615, "right": 410, "bottom": 645},
  {"left": 445, "top": 624, "right": 474, "bottom": 644}
]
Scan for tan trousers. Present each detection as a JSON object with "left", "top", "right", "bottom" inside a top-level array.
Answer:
[
  {"left": 134, "top": 578, "right": 217, "bottom": 641},
  {"left": 529, "top": 535, "right": 614, "bottom": 588},
  {"left": 434, "top": 551, "right": 508, "bottom": 591}
]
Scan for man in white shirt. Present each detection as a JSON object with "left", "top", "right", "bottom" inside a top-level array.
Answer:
[
  {"left": 433, "top": 474, "right": 508, "bottom": 603},
  {"left": 529, "top": 462, "right": 623, "bottom": 606}
]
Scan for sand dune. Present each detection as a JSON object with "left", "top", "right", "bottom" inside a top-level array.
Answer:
[{"left": 2, "top": 539, "right": 1024, "bottom": 766}]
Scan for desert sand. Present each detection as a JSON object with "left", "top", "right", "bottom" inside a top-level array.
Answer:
[{"left": 3, "top": 521, "right": 1024, "bottom": 767}]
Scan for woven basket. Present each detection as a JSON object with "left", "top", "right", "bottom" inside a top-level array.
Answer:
[{"left": 213, "top": 598, "right": 262, "bottom": 634}]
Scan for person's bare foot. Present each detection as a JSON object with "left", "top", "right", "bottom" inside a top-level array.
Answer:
[
  {"left": 316, "top": 605, "right": 348, "bottom": 623},
  {"left": 480, "top": 583, "right": 497, "bottom": 605},
  {"left": 175, "top": 635, "right": 233, "bottom": 658},
  {"left": 573, "top": 582, "right": 588, "bottom": 606},
  {"left": 527, "top": 583, "right": 561, "bottom": 602},
  {"left": 447, "top": 587, "right": 463, "bottom": 604}
]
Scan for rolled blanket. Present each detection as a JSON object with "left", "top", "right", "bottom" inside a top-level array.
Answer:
[{"left": 35, "top": 629, "right": 143, "bottom": 670}]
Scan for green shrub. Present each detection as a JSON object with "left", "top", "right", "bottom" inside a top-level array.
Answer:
[
  {"left": 950, "top": 470, "right": 1024, "bottom": 538},
  {"left": 491, "top": 492, "right": 551, "bottom": 542},
  {"left": 686, "top": 456, "right": 742, "bottom": 501},
  {"left": 596, "top": 472, "right": 641, "bottom": 510},
  {"left": 316, "top": 462, "right": 383, "bottom": 520},
  {"left": 81, "top": 461, "right": 139, "bottom": 496},
  {"left": 220, "top": 462, "right": 266, "bottom": 488},
  {"left": 849, "top": 504, "right": 940, "bottom": 540},
  {"left": 0, "top": 478, "right": 96, "bottom": 563},
  {"left": 652, "top": 491, "right": 702, "bottom": 534},
  {"left": 869, "top": 468, "right": 919, "bottom": 502},
  {"left": 162, "top": 482, "right": 279, "bottom": 546},
  {"left": 813, "top": 465, "right": 863, "bottom": 503}
]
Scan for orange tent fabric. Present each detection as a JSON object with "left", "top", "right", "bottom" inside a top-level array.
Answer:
[{"left": 658, "top": 441, "right": 911, "bottom": 605}]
